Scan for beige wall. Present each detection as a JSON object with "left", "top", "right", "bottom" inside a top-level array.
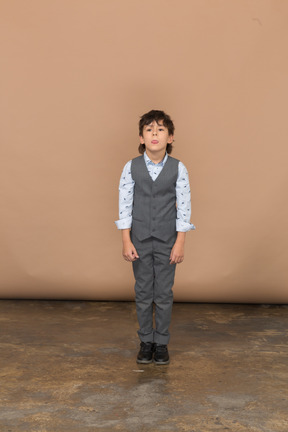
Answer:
[{"left": 1, "top": 1, "right": 288, "bottom": 302}]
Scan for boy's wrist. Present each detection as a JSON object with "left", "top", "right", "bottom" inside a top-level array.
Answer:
[
  {"left": 175, "top": 231, "right": 186, "bottom": 244},
  {"left": 121, "top": 229, "right": 132, "bottom": 244},
  {"left": 123, "top": 239, "right": 132, "bottom": 246}
]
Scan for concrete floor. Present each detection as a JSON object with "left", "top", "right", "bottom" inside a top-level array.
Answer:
[{"left": 0, "top": 301, "right": 287, "bottom": 432}]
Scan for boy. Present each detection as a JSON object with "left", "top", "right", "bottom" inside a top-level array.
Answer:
[{"left": 115, "top": 110, "right": 195, "bottom": 365}]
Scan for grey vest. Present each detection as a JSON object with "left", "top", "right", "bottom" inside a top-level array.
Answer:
[{"left": 131, "top": 155, "right": 179, "bottom": 241}]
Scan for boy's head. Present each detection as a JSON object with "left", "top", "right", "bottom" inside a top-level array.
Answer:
[{"left": 138, "top": 110, "right": 175, "bottom": 155}]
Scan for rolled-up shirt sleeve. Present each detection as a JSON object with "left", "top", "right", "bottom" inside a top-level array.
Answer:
[
  {"left": 176, "top": 162, "right": 196, "bottom": 232},
  {"left": 115, "top": 160, "right": 134, "bottom": 230}
]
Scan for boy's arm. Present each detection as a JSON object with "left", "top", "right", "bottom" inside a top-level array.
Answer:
[
  {"left": 171, "top": 162, "right": 196, "bottom": 265},
  {"left": 175, "top": 162, "right": 195, "bottom": 232},
  {"left": 115, "top": 160, "right": 134, "bottom": 230},
  {"left": 170, "top": 232, "right": 186, "bottom": 264},
  {"left": 115, "top": 160, "right": 138, "bottom": 261},
  {"left": 122, "top": 229, "right": 139, "bottom": 262}
]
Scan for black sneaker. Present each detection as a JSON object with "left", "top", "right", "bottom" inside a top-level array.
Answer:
[
  {"left": 153, "top": 344, "right": 170, "bottom": 365},
  {"left": 136, "top": 342, "right": 154, "bottom": 364}
]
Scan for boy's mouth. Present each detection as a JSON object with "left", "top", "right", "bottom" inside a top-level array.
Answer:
[{"left": 151, "top": 140, "right": 159, "bottom": 144}]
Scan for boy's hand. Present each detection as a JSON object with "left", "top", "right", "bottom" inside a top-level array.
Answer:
[
  {"left": 122, "top": 241, "right": 139, "bottom": 262},
  {"left": 170, "top": 232, "right": 186, "bottom": 264},
  {"left": 121, "top": 229, "right": 139, "bottom": 262}
]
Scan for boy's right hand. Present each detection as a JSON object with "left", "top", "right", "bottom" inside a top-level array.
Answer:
[{"left": 122, "top": 241, "right": 139, "bottom": 262}]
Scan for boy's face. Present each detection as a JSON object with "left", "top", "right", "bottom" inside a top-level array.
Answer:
[{"left": 140, "top": 120, "right": 173, "bottom": 156}]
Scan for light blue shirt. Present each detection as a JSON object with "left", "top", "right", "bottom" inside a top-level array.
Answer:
[{"left": 115, "top": 152, "right": 195, "bottom": 232}]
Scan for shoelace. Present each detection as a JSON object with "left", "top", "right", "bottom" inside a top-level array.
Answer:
[
  {"left": 141, "top": 342, "right": 154, "bottom": 352},
  {"left": 155, "top": 345, "right": 167, "bottom": 352}
]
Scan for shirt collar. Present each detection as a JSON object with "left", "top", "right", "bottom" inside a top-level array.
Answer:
[{"left": 144, "top": 151, "right": 168, "bottom": 166}]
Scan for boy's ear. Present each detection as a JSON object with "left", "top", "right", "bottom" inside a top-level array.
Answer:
[
  {"left": 167, "top": 135, "right": 174, "bottom": 144},
  {"left": 139, "top": 135, "right": 145, "bottom": 144}
]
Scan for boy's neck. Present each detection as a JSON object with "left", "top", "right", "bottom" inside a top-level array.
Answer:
[{"left": 146, "top": 149, "right": 166, "bottom": 165}]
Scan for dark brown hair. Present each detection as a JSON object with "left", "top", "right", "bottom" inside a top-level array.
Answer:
[{"left": 138, "top": 110, "right": 175, "bottom": 154}]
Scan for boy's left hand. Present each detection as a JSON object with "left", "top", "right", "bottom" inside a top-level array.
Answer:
[{"left": 169, "top": 242, "right": 184, "bottom": 265}]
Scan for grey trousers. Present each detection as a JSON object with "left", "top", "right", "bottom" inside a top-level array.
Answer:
[{"left": 131, "top": 232, "right": 177, "bottom": 345}]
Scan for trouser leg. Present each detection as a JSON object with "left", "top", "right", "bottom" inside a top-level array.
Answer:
[
  {"left": 153, "top": 235, "right": 177, "bottom": 345},
  {"left": 131, "top": 236, "right": 154, "bottom": 343}
]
